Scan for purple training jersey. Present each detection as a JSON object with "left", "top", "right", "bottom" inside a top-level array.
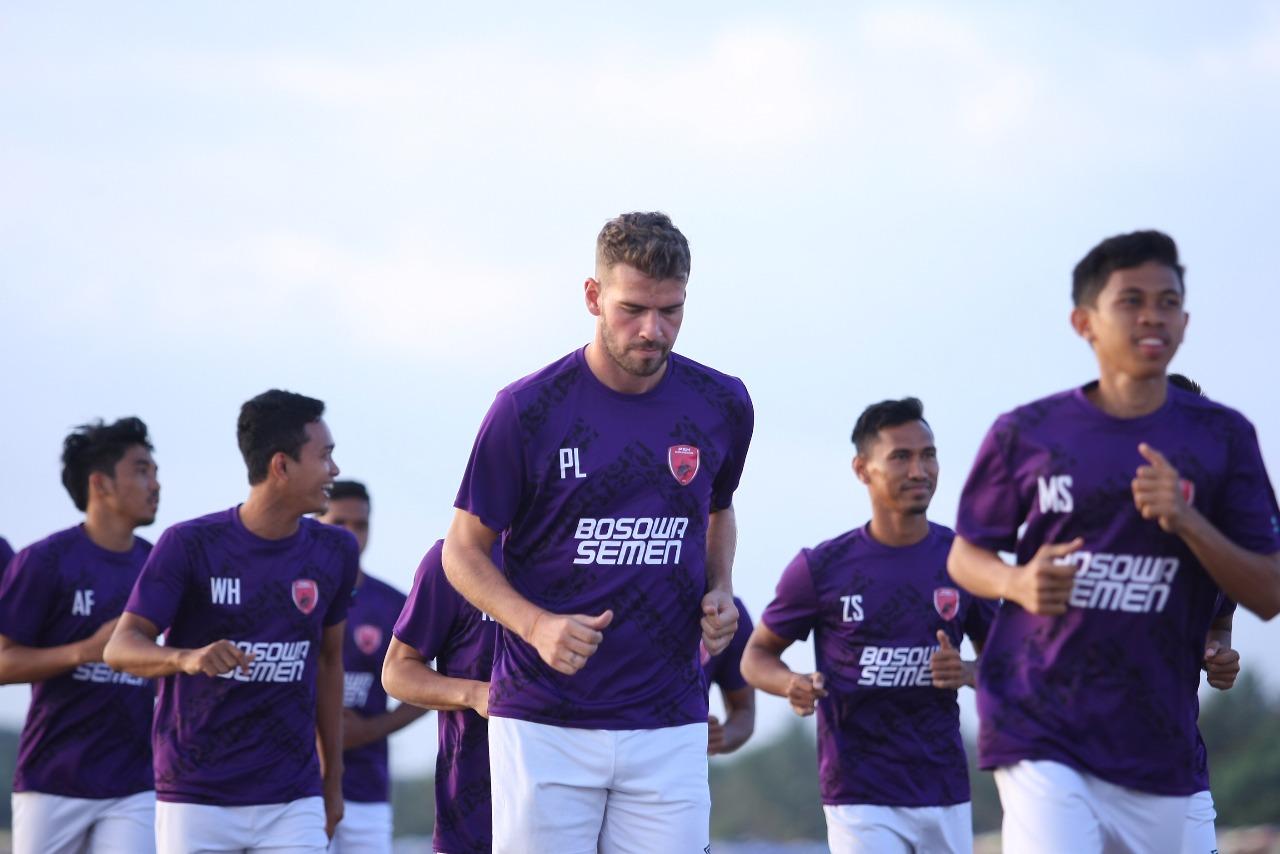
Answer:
[
  {"left": 0, "top": 526, "right": 154, "bottom": 798},
  {"left": 394, "top": 540, "right": 498, "bottom": 854},
  {"left": 701, "top": 596, "right": 753, "bottom": 696},
  {"left": 124, "top": 507, "right": 359, "bottom": 805},
  {"left": 0, "top": 536, "right": 13, "bottom": 570},
  {"left": 956, "top": 385, "right": 1280, "bottom": 795},
  {"left": 455, "top": 348, "right": 753, "bottom": 729},
  {"left": 341, "top": 572, "right": 407, "bottom": 803},
  {"left": 762, "top": 522, "right": 995, "bottom": 807}
]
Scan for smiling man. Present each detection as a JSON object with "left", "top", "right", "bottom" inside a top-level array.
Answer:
[
  {"left": 0, "top": 417, "right": 160, "bottom": 854},
  {"left": 105, "top": 389, "right": 359, "bottom": 854},
  {"left": 443, "top": 211, "right": 754, "bottom": 852},
  {"left": 947, "top": 231, "right": 1280, "bottom": 853}
]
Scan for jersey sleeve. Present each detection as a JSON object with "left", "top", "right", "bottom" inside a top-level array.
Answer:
[
  {"left": 1213, "top": 413, "right": 1280, "bottom": 554},
  {"left": 393, "top": 542, "right": 462, "bottom": 661},
  {"left": 963, "top": 595, "right": 999, "bottom": 647},
  {"left": 711, "top": 382, "right": 754, "bottom": 512},
  {"left": 124, "top": 526, "right": 190, "bottom": 632},
  {"left": 324, "top": 532, "right": 360, "bottom": 627},
  {"left": 956, "top": 416, "right": 1026, "bottom": 553},
  {"left": 0, "top": 545, "right": 57, "bottom": 646},
  {"left": 454, "top": 390, "right": 528, "bottom": 535},
  {"left": 0, "top": 537, "right": 14, "bottom": 572},
  {"left": 711, "top": 599, "right": 755, "bottom": 693},
  {"left": 761, "top": 551, "right": 820, "bottom": 642}
]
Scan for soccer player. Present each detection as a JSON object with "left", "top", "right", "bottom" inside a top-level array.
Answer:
[
  {"left": 316, "top": 480, "right": 428, "bottom": 854},
  {"left": 442, "top": 211, "right": 754, "bottom": 852},
  {"left": 703, "top": 596, "right": 756, "bottom": 756},
  {"left": 383, "top": 538, "right": 499, "bottom": 854},
  {"left": 947, "top": 231, "right": 1280, "bottom": 854},
  {"left": 0, "top": 417, "right": 160, "bottom": 854},
  {"left": 742, "top": 398, "right": 993, "bottom": 854},
  {"left": 104, "top": 390, "right": 358, "bottom": 854}
]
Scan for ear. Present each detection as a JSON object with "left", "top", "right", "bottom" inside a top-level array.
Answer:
[
  {"left": 1070, "top": 305, "right": 1094, "bottom": 344},
  {"left": 852, "top": 455, "right": 870, "bottom": 485},
  {"left": 584, "top": 277, "right": 604, "bottom": 317},
  {"left": 88, "top": 470, "right": 113, "bottom": 499},
  {"left": 268, "top": 451, "right": 290, "bottom": 482}
]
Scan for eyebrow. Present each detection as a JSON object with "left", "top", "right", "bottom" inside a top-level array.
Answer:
[{"left": 618, "top": 300, "right": 685, "bottom": 311}]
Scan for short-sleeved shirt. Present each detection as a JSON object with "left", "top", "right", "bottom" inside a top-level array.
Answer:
[
  {"left": 701, "top": 596, "right": 753, "bottom": 696},
  {"left": 125, "top": 507, "right": 359, "bottom": 806},
  {"left": 454, "top": 347, "right": 754, "bottom": 729},
  {"left": 762, "top": 522, "right": 995, "bottom": 807},
  {"left": 0, "top": 526, "right": 154, "bottom": 798},
  {"left": 394, "top": 540, "right": 498, "bottom": 854},
  {"left": 341, "top": 572, "right": 407, "bottom": 804},
  {"left": 956, "top": 385, "right": 1280, "bottom": 796},
  {"left": 0, "top": 536, "right": 14, "bottom": 570}
]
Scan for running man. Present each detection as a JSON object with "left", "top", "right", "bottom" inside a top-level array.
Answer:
[
  {"left": 742, "top": 398, "right": 993, "bottom": 854},
  {"left": 947, "top": 231, "right": 1280, "bottom": 853},
  {"left": 703, "top": 596, "right": 756, "bottom": 756},
  {"left": 0, "top": 417, "right": 160, "bottom": 854},
  {"left": 105, "top": 390, "right": 358, "bottom": 854},
  {"left": 317, "top": 480, "right": 428, "bottom": 854},
  {"left": 443, "top": 211, "right": 754, "bottom": 852},
  {"left": 383, "top": 538, "right": 499, "bottom": 854}
]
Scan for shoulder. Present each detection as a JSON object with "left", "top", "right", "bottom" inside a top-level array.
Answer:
[
  {"left": 362, "top": 573, "right": 408, "bottom": 606},
  {"left": 671, "top": 353, "right": 751, "bottom": 404},
  {"left": 1168, "top": 387, "right": 1256, "bottom": 435},
  {"left": 9, "top": 526, "right": 77, "bottom": 570},
  {"left": 501, "top": 350, "right": 584, "bottom": 405},
  {"left": 301, "top": 517, "right": 360, "bottom": 558},
  {"left": 927, "top": 521, "right": 956, "bottom": 544}
]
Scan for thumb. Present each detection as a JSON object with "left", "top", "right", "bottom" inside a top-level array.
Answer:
[
  {"left": 1138, "top": 442, "right": 1171, "bottom": 469},
  {"left": 811, "top": 671, "right": 825, "bottom": 691},
  {"left": 936, "top": 630, "right": 954, "bottom": 650},
  {"left": 1043, "top": 537, "right": 1085, "bottom": 560},
  {"left": 707, "top": 714, "right": 720, "bottom": 726},
  {"left": 1204, "top": 640, "right": 1222, "bottom": 660},
  {"left": 585, "top": 610, "right": 614, "bottom": 630}
]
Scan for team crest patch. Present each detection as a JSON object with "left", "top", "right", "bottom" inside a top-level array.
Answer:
[
  {"left": 668, "top": 445, "right": 700, "bottom": 486},
  {"left": 292, "top": 579, "right": 319, "bottom": 615},
  {"left": 1180, "top": 478, "right": 1195, "bottom": 506},
  {"left": 933, "top": 587, "right": 960, "bottom": 620},
  {"left": 355, "top": 624, "right": 382, "bottom": 655}
]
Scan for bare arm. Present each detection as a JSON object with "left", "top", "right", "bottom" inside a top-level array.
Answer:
[
  {"left": 316, "top": 621, "right": 345, "bottom": 838},
  {"left": 740, "top": 623, "right": 826, "bottom": 717},
  {"left": 709, "top": 683, "right": 755, "bottom": 755},
  {"left": 104, "top": 612, "right": 252, "bottom": 679},
  {"left": 701, "top": 507, "right": 739, "bottom": 655},
  {"left": 444, "top": 509, "right": 611, "bottom": 676},
  {"left": 1203, "top": 609, "right": 1239, "bottom": 691},
  {"left": 342, "top": 703, "right": 429, "bottom": 751},
  {"left": 382, "top": 636, "right": 488, "bottom": 716},
  {"left": 947, "top": 536, "right": 1083, "bottom": 615},
  {"left": 0, "top": 619, "right": 117, "bottom": 684}
]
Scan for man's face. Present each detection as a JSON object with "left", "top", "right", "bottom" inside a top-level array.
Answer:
[
  {"left": 586, "top": 263, "right": 686, "bottom": 380},
  {"left": 283, "top": 419, "right": 340, "bottom": 516},
  {"left": 317, "top": 496, "right": 370, "bottom": 555},
  {"left": 1072, "top": 261, "right": 1188, "bottom": 379},
  {"left": 100, "top": 444, "right": 160, "bottom": 527},
  {"left": 855, "top": 421, "right": 938, "bottom": 516}
]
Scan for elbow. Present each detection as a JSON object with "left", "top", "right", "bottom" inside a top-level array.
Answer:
[
  {"left": 102, "top": 636, "right": 124, "bottom": 673},
  {"left": 381, "top": 661, "right": 404, "bottom": 704}
]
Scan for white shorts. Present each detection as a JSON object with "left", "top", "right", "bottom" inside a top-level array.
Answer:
[
  {"left": 1182, "top": 790, "right": 1217, "bottom": 854},
  {"left": 155, "top": 796, "right": 327, "bottom": 854},
  {"left": 823, "top": 802, "right": 973, "bottom": 854},
  {"left": 12, "top": 790, "right": 156, "bottom": 854},
  {"left": 994, "top": 760, "right": 1189, "bottom": 854},
  {"left": 488, "top": 716, "right": 710, "bottom": 854},
  {"left": 328, "top": 800, "right": 392, "bottom": 854}
]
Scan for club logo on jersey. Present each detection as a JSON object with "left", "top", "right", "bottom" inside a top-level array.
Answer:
[
  {"left": 933, "top": 587, "right": 960, "bottom": 620},
  {"left": 668, "top": 445, "right": 700, "bottom": 486},
  {"left": 292, "top": 579, "right": 319, "bottom": 615},
  {"left": 354, "top": 624, "right": 382, "bottom": 655},
  {"left": 1180, "top": 478, "right": 1195, "bottom": 506}
]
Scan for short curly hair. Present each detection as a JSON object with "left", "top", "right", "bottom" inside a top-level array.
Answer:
[
  {"left": 61, "top": 417, "right": 153, "bottom": 511},
  {"left": 595, "top": 211, "right": 691, "bottom": 283}
]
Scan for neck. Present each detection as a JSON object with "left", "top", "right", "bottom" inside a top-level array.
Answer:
[
  {"left": 83, "top": 508, "right": 136, "bottom": 552},
  {"left": 239, "top": 489, "right": 302, "bottom": 540},
  {"left": 866, "top": 507, "right": 930, "bottom": 548},
  {"left": 584, "top": 341, "right": 667, "bottom": 395},
  {"left": 1087, "top": 369, "right": 1167, "bottom": 418}
]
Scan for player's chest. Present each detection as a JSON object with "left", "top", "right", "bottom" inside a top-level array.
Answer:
[
  {"left": 192, "top": 557, "right": 340, "bottom": 628},
  {"left": 815, "top": 564, "right": 959, "bottom": 646},
  {"left": 51, "top": 562, "right": 134, "bottom": 624}
]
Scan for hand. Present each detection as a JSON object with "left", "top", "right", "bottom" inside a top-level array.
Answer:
[
  {"left": 1005, "top": 539, "right": 1084, "bottom": 615},
  {"left": 1132, "top": 443, "right": 1193, "bottom": 534},
  {"left": 700, "top": 590, "right": 739, "bottom": 657},
  {"left": 323, "top": 772, "right": 344, "bottom": 838},
  {"left": 179, "top": 640, "right": 254, "bottom": 677},
  {"left": 77, "top": 618, "right": 119, "bottom": 665},
  {"left": 786, "top": 671, "right": 827, "bottom": 717},
  {"left": 930, "top": 631, "right": 968, "bottom": 689},
  {"left": 468, "top": 680, "right": 490, "bottom": 719},
  {"left": 528, "top": 610, "right": 613, "bottom": 675},
  {"left": 1203, "top": 641, "right": 1240, "bottom": 691},
  {"left": 707, "top": 714, "right": 725, "bottom": 755}
]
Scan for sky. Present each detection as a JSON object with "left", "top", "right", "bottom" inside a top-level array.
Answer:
[{"left": 2, "top": 2, "right": 1279, "bottom": 777}]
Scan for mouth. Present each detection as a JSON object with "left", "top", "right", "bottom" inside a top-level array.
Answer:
[
  {"left": 322, "top": 483, "right": 334, "bottom": 499},
  {"left": 1135, "top": 335, "right": 1168, "bottom": 357}
]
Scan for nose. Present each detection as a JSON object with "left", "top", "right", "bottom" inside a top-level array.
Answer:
[
  {"left": 330, "top": 458, "right": 341, "bottom": 478},
  {"left": 639, "top": 310, "right": 665, "bottom": 343}
]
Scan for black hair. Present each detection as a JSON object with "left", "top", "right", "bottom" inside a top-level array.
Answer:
[
  {"left": 329, "top": 480, "right": 370, "bottom": 509},
  {"left": 237, "top": 390, "right": 326, "bottom": 485},
  {"left": 1167, "top": 374, "right": 1203, "bottom": 396},
  {"left": 1072, "top": 230, "right": 1185, "bottom": 307},
  {"left": 851, "top": 398, "right": 928, "bottom": 454},
  {"left": 61, "top": 417, "right": 153, "bottom": 512}
]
